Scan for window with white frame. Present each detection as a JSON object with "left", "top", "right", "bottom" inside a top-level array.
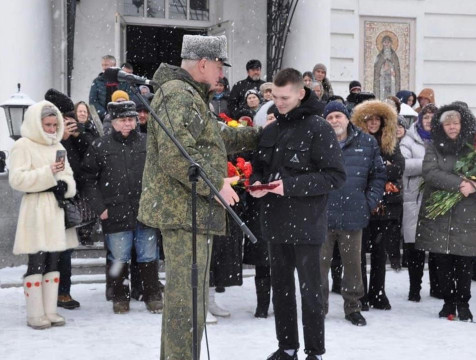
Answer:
[{"left": 123, "top": 0, "right": 209, "bottom": 21}]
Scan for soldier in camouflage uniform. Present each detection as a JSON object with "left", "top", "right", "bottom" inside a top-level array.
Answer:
[{"left": 138, "top": 35, "right": 261, "bottom": 360}]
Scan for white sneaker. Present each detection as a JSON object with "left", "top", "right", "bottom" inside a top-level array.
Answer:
[
  {"left": 209, "top": 288, "right": 230, "bottom": 317},
  {"left": 206, "top": 311, "right": 218, "bottom": 324}
]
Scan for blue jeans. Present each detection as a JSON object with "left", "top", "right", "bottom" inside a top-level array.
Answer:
[{"left": 105, "top": 222, "right": 158, "bottom": 263}]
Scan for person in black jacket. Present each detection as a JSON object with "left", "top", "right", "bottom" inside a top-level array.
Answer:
[
  {"left": 82, "top": 101, "right": 162, "bottom": 315},
  {"left": 228, "top": 59, "right": 265, "bottom": 118},
  {"left": 44, "top": 89, "right": 101, "bottom": 310},
  {"left": 352, "top": 100, "right": 405, "bottom": 311},
  {"left": 250, "top": 68, "right": 346, "bottom": 360},
  {"left": 321, "top": 101, "right": 386, "bottom": 326}
]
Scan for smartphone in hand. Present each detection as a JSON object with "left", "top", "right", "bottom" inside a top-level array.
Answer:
[{"left": 56, "top": 150, "right": 66, "bottom": 163}]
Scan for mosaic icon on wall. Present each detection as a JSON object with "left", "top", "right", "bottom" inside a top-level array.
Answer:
[{"left": 363, "top": 19, "right": 412, "bottom": 100}]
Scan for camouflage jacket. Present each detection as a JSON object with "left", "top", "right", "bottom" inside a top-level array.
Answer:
[{"left": 138, "top": 64, "right": 260, "bottom": 235}]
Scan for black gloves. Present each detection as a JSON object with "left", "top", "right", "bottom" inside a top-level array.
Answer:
[{"left": 48, "top": 180, "right": 68, "bottom": 201}]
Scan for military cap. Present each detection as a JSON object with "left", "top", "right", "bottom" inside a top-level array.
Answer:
[
  {"left": 181, "top": 35, "right": 231, "bottom": 67},
  {"left": 107, "top": 101, "right": 138, "bottom": 119}
]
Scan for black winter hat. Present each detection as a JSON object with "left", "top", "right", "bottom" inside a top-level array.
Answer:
[
  {"left": 134, "top": 98, "right": 150, "bottom": 112},
  {"left": 355, "top": 92, "right": 376, "bottom": 105},
  {"left": 349, "top": 80, "right": 362, "bottom": 93},
  {"left": 44, "top": 88, "right": 75, "bottom": 117},
  {"left": 324, "top": 101, "right": 350, "bottom": 119},
  {"left": 107, "top": 101, "right": 138, "bottom": 119},
  {"left": 246, "top": 59, "right": 262, "bottom": 70}
]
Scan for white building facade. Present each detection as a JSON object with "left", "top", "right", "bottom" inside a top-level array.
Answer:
[{"left": 1, "top": 0, "right": 476, "bottom": 152}]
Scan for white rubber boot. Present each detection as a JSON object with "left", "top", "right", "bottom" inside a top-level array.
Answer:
[
  {"left": 206, "top": 311, "right": 218, "bottom": 324},
  {"left": 208, "top": 287, "right": 230, "bottom": 317},
  {"left": 23, "top": 274, "right": 51, "bottom": 329},
  {"left": 43, "top": 272, "right": 65, "bottom": 326}
]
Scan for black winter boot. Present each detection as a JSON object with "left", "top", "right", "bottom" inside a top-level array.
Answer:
[
  {"left": 267, "top": 349, "right": 297, "bottom": 360},
  {"left": 254, "top": 277, "right": 271, "bottom": 318},
  {"left": 457, "top": 304, "right": 473, "bottom": 322},
  {"left": 139, "top": 261, "right": 163, "bottom": 313},
  {"left": 439, "top": 302, "right": 456, "bottom": 319},
  {"left": 130, "top": 248, "right": 144, "bottom": 301},
  {"left": 105, "top": 259, "right": 114, "bottom": 301}
]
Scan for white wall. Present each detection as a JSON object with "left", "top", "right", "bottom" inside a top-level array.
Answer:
[
  {"left": 70, "top": 0, "right": 118, "bottom": 104},
  {"left": 306, "top": 0, "right": 476, "bottom": 110},
  {"left": 0, "top": 0, "right": 54, "bottom": 155},
  {"left": 282, "top": 0, "right": 331, "bottom": 76},
  {"left": 220, "top": 0, "right": 267, "bottom": 85}
]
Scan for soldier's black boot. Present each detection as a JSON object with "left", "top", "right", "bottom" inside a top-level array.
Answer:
[
  {"left": 254, "top": 277, "right": 271, "bottom": 318},
  {"left": 139, "top": 261, "right": 163, "bottom": 314}
]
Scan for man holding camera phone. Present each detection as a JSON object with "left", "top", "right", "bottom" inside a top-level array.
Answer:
[{"left": 249, "top": 69, "right": 346, "bottom": 360}]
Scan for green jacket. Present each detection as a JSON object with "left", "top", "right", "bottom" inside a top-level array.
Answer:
[{"left": 138, "top": 63, "right": 259, "bottom": 235}]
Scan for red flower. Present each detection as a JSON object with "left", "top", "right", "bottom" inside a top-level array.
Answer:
[
  {"left": 243, "top": 162, "right": 253, "bottom": 178},
  {"left": 227, "top": 157, "right": 253, "bottom": 188},
  {"left": 227, "top": 162, "right": 238, "bottom": 177},
  {"left": 219, "top": 112, "right": 233, "bottom": 123},
  {"left": 236, "top": 157, "right": 246, "bottom": 172}
]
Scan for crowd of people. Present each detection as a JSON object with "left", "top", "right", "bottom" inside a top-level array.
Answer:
[{"left": 7, "top": 34, "right": 476, "bottom": 360}]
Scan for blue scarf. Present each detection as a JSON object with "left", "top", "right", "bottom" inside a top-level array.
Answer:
[
  {"left": 213, "top": 92, "right": 224, "bottom": 100},
  {"left": 417, "top": 123, "right": 432, "bottom": 143}
]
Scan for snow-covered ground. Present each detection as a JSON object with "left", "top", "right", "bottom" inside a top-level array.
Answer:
[{"left": 1, "top": 267, "right": 475, "bottom": 360}]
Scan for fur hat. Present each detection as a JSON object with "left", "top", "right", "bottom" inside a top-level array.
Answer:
[
  {"left": 44, "top": 88, "right": 75, "bottom": 118},
  {"left": 324, "top": 101, "right": 350, "bottom": 119},
  {"left": 246, "top": 59, "right": 262, "bottom": 70},
  {"left": 351, "top": 100, "right": 398, "bottom": 155},
  {"left": 111, "top": 90, "right": 130, "bottom": 102},
  {"left": 313, "top": 63, "right": 327, "bottom": 74},
  {"left": 259, "top": 82, "right": 273, "bottom": 94},
  {"left": 107, "top": 101, "right": 138, "bottom": 119},
  {"left": 181, "top": 35, "right": 231, "bottom": 67},
  {"left": 349, "top": 80, "right": 362, "bottom": 93}
]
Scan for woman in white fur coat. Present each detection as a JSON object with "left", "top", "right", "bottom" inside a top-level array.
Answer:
[{"left": 9, "top": 100, "right": 78, "bottom": 329}]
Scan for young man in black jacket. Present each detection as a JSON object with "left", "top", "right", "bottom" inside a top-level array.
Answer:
[{"left": 250, "top": 68, "right": 346, "bottom": 360}]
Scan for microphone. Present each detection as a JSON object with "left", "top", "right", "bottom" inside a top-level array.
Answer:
[{"left": 104, "top": 67, "right": 158, "bottom": 86}]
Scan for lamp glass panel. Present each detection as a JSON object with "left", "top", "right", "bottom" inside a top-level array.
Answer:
[{"left": 9, "top": 107, "right": 24, "bottom": 137}]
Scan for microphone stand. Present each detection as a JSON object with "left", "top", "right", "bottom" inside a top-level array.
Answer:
[{"left": 128, "top": 82, "right": 257, "bottom": 360}]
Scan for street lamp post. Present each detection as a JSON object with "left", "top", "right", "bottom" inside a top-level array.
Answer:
[{"left": 0, "top": 83, "right": 35, "bottom": 140}]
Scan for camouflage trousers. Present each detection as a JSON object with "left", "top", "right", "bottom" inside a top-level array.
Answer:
[{"left": 160, "top": 229, "right": 212, "bottom": 360}]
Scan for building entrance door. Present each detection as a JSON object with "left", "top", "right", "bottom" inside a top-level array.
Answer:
[{"left": 126, "top": 25, "right": 206, "bottom": 80}]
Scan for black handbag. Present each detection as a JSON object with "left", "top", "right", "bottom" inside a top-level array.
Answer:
[{"left": 58, "top": 195, "right": 95, "bottom": 229}]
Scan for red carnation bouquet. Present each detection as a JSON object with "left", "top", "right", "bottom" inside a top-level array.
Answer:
[{"left": 227, "top": 157, "right": 253, "bottom": 188}]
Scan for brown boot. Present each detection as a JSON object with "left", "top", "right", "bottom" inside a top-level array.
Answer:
[
  {"left": 113, "top": 301, "right": 130, "bottom": 314},
  {"left": 110, "top": 262, "right": 130, "bottom": 314}
]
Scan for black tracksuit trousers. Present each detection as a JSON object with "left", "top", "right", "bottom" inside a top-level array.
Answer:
[{"left": 269, "top": 243, "right": 325, "bottom": 356}]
